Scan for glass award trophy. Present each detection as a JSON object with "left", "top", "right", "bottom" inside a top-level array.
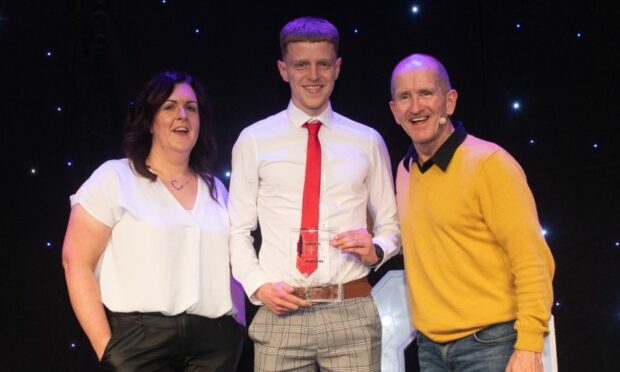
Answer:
[{"left": 288, "top": 228, "right": 343, "bottom": 302}]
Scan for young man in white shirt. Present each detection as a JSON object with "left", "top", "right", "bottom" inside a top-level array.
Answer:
[{"left": 228, "top": 16, "right": 400, "bottom": 371}]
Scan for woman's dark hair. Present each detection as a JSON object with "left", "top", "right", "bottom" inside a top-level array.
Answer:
[{"left": 122, "top": 71, "right": 218, "bottom": 201}]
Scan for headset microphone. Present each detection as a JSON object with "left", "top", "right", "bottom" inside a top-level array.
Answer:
[{"left": 432, "top": 116, "right": 448, "bottom": 137}]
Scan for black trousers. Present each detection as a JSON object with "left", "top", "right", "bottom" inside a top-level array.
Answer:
[{"left": 101, "top": 310, "right": 245, "bottom": 372}]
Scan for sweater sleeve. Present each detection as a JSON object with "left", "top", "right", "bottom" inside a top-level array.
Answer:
[{"left": 477, "top": 150, "right": 555, "bottom": 352}]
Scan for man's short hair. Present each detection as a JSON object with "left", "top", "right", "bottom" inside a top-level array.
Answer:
[{"left": 280, "top": 17, "right": 339, "bottom": 59}]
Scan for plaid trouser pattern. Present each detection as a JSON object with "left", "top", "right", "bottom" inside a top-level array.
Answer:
[{"left": 249, "top": 296, "right": 382, "bottom": 372}]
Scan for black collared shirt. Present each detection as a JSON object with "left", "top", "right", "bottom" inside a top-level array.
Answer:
[{"left": 403, "top": 122, "right": 468, "bottom": 173}]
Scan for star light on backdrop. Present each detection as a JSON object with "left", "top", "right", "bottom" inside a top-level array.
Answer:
[{"left": 411, "top": 5, "right": 420, "bottom": 14}]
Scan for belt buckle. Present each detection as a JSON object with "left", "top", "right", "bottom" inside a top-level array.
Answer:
[{"left": 293, "top": 284, "right": 342, "bottom": 302}]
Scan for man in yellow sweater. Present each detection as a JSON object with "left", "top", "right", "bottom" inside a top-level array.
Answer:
[{"left": 390, "top": 53, "right": 555, "bottom": 372}]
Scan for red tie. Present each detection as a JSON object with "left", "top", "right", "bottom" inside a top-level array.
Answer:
[{"left": 297, "top": 121, "right": 322, "bottom": 276}]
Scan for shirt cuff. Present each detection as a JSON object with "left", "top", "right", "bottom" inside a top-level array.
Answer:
[{"left": 242, "top": 271, "right": 270, "bottom": 306}]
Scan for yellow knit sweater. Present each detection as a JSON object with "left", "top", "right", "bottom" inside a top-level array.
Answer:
[{"left": 396, "top": 134, "right": 555, "bottom": 352}]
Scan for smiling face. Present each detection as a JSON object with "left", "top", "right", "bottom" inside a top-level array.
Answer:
[
  {"left": 151, "top": 82, "right": 200, "bottom": 156},
  {"left": 277, "top": 41, "right": 341, "bottom": 116},
  {"left": 389, "top": 58, "right": 457, "bottom": 158}
]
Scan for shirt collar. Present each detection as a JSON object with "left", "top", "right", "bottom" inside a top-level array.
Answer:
[
  {"left": 287, "top": 101, "right": 333, "bottom": 128},
  {"left": 403, "top": 121, "right": 468, "bottom": 173}
]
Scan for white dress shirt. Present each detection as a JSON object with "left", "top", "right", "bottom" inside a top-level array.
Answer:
[
  {"left": 228, "top": 102, "right": 401, "bottom": 304},
  {"left": 71, "top": 159, "right": 234, "bottom": 318}
]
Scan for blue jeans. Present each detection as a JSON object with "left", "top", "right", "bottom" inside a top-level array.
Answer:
[{"left": 417, "top": 321, "right": 516, "bottom": 372}]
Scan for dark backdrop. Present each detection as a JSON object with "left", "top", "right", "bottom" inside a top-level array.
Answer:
[{"left": 1, "top": 0, "right": 619, "bottom": 371}]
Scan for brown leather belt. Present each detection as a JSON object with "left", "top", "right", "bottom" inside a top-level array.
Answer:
[{"left": 292, "top": 277, "right": 372, "bottom": 300}]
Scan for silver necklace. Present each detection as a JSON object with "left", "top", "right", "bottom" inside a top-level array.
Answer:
[{"left": 147, "top": 165, "right": 192, "bottom": 191}]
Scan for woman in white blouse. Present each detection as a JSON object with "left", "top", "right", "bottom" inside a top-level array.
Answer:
[{"left": 62, "top": 71, "right": 245, "bottom": 371}]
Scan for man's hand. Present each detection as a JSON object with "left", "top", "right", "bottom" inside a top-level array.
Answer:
[
  {"left": 330, "top": 228, "right": 378, "bottom": 266},
  {"left": 255, "top": 282, "right": 312, "bottom": 315},
  {"left": 506, "top": 350, "right": 543, "bottom": 372}
]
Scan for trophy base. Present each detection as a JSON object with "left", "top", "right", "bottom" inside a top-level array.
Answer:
[{"left": 292, "top": 284, "right": 343, "bottom": 303}]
